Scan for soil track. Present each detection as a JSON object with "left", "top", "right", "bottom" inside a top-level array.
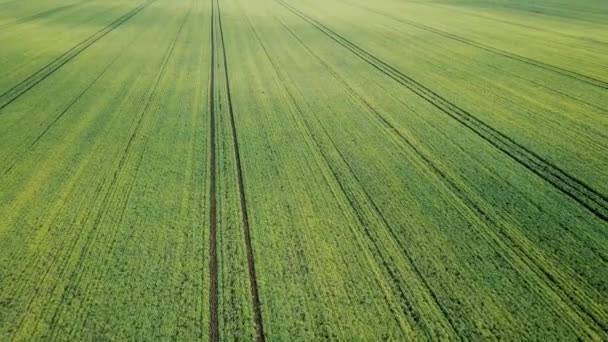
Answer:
[
  {"left": 207, "top": 0, "right": 219, "bottom": 340},
  {"left": 216, "top": 0, "right": 266, "bottom": 340},
  {"left": 275, "top": 16, "right": 607, "bottom": 336},
  {"left": 251, "top": 14, "right": 458, "bottom": 337},
  {"left": 5, "top": 5, "right": 191, "bottom": 339}
]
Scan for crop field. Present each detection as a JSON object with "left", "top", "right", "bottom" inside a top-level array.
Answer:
[{"left": 0, "top": 0, "right": 607, "bottom": 340}]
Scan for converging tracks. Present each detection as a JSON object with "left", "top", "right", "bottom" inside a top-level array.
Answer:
[
  {"left": 207, "top": 0, "right": 219, "bottom": 338},
  {"left": 208, "top": 0, "right": 266, "bottom": 340}
]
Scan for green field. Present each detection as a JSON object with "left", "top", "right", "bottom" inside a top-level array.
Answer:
[{"left": 0, "top": 0, "right": 607, "bottom": 340}]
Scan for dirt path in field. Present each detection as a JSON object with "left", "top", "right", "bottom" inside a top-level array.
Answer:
[{"left": 216, "top": 0, "right": 266, "bottom": 340}]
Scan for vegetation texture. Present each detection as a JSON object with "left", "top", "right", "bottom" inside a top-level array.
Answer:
[{"left": 0, "top": 0, "right": 607, "bottom": 340}]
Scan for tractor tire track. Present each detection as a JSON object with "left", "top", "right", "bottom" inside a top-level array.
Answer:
[
  {"left": 277, "top": 1, "right": 608, "bottom": 224},
  {"left": 258, "top": 17, "right": 459, "bottom": 338},
  {"left": 216, "top": 0, "right": 265, "bottom": 340},
  {"left": 44, "top": 6, "right": 190, "bottom": 336},
  {"left": 7, "top": 176, "right": 106, "bottom": 340},
  {"left": 3, "top": 5, "right": 183, "bottom": 329},
  {"left": 349, "top": 7, "right": 608, "bottom": 117},
  {"left": 280, "top": 14, "right": 607, "bottom": 339},
  {"left": 0, "top": 1, "right": 85, "bottom": 33},
  {"left": 218, "top": 7, "right": 333, "bottom": 333},
  {"left": 0, "top": 0, "right": 20, "bottom": 6},
  {"left": 281, "top": 17, "right": 600, "bottom": 338},
  {"left": 246, "top": 17, "right": 414, "bottom": 339},
  {"left": 0, "top": 0, "right": 156, "bottom": 112},
  {"left": 423, "top": 3, "right": 608, "bottom": 48},
  {"left": 340, "top": 0, "right": 608, "bottom": 90},
  {"left": 2, "top": 51, "right": 124, "bottom": 176},
  {"left": 476, "top": 58, "right": 608, "bottom": 116},
  {"left": 208, "top": 0, "right": 219, "bottom": 339},
  {"left": 0, "top": 28, "right": 144, "bottom": 326},
  {"left": 9, "top": 6, "right": 188, "bottom": 338},
  {"left": 0, "top": 15, "right": 150, "bottom": 315},
  {"left": 47, "top": 8, "right": 193, "bottom": 338},
  {"left": 278, "top": 3, "right": 608, "bottom": 335},
  {"left": 373, "top": 76, "right": 608, "bottom": 265}
]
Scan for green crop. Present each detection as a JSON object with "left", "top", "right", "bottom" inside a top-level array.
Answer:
[{"left": 0, "top": 0, "right": 606, "bottom": 340}]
